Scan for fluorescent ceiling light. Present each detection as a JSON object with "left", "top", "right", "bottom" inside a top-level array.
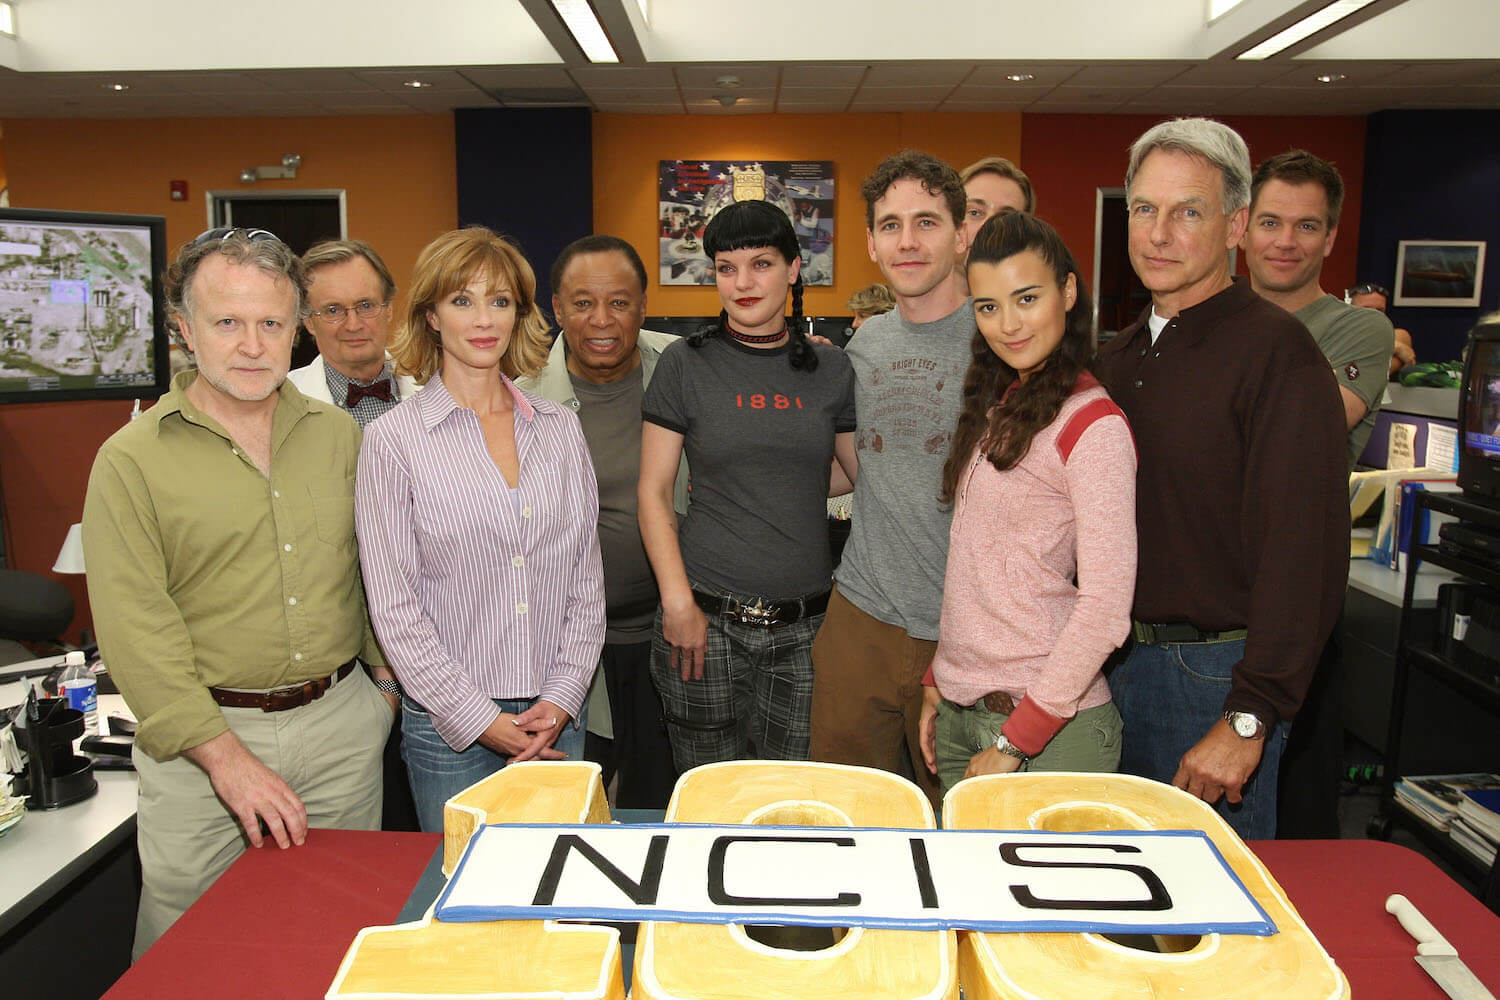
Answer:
[
  {"left": 1237, "top": 0, "right": 1378, "bottom": 60},
  {"left": 0, "top": 2, "right": 15, "bottom": 37},
  {"left": 549, "top": 0, "right": 619, "bottom": 63},
  {"left": 1207, "top": 0, "right": 1246, "bottom": 20}
]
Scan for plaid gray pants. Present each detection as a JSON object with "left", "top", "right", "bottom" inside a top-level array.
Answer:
[{"left": 650, "top": 596, "right": 820, "bottom": 772}]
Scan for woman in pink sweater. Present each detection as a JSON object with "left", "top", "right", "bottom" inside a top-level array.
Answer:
[{"left": 919, "top": 211, "right": 1137, "bottom": 794}]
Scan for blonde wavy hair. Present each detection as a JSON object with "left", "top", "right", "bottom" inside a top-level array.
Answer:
[{"left": 392, "top": 227, "right": 550, "bottom": 384}]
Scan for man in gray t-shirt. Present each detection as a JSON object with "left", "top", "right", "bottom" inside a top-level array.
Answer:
[{"left": 809, "top": 152, "right": 976, "bottom": 808}]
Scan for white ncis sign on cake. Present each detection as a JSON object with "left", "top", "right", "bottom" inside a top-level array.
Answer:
[{"left": 325, "top": 761, "right": 1349, "bottom": 1000}]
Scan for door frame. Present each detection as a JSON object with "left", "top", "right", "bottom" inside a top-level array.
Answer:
[{"left": 204, "top": 189, "right": 348, "bottom": 237}]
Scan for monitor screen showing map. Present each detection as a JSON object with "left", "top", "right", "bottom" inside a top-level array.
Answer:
[{"left": 0, "top": 207, "right": 168, "bottom": 403}]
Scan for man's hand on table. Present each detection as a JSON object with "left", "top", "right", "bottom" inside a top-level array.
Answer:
[{"left": 184, "top": 730, "right": 308, "bottom": 848}]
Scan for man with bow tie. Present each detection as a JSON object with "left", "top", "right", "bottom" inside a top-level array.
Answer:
[
  {"left": 288, "top": 239, "right": 419, "bottom": 427},
  {"left": 288, "top": 238, "right": 421, "bottom": 832}
]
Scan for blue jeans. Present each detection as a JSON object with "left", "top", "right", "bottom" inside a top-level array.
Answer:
[
  {"left": 1111, "top": 638, "right": 1289, "bottom": 840},
  {"left": 401, "top": 695, "right": 588, "bottom": 833}
]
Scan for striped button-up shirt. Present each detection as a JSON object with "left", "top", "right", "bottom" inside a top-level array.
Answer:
[{"left": 355, "top": 372, "right": 605, "bottom": 751}]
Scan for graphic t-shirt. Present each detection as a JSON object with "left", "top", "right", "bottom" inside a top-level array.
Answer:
[
  {"left": 643, "top": 335, "right": 856, "bottom": 598},
  {"left": 834, "top": 301, "right": 975, "bottom": 640}
]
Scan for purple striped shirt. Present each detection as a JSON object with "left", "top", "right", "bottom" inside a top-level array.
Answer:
[{"left": 355, "top": 372, "right": 605, "bottom": 751}]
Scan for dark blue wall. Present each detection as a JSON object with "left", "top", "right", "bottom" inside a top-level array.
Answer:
[
  {"left": 454, "top": 108, "right": 593, "bottom": 320},
  {"left": 1358, "top": 110, "right": 1500, "bottom": 362}
]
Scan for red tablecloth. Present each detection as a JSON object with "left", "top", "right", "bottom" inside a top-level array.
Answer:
[{"left": 104, "top": 832, "right": 1500, "bottom": 999}]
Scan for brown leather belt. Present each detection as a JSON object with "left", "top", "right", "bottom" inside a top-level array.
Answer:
[
  {"left": 981, "top": 690, "right": 1017, "bottom": 715},
  {"left": 208, "top": 659, "right": 358, "bottom": 713}
]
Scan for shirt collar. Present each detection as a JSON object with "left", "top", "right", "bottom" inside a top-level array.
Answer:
[
  {"left": 1112, "top": 276, "right": 1255, "bottom": 352},
  {"left": 151, "top": 368, "right": 310, "bottom": 436},
  {"left": 415, "top": 369, "right": 536, "bottom": 432},
  {"left": 324, "top": 358, "right": 397, "bottom": 398}
]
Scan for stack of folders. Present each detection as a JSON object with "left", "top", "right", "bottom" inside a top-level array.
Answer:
[
  {"left": 1452, "top": 789, "right": 1500, "bottom": 867},
  {"left": 1352, "top": 468, "right": 1459, "bottom": 567}
]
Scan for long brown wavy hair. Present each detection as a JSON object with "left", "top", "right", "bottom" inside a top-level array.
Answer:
[{"left": 939, "top": 211, "right": 1097, "bottom": 503}]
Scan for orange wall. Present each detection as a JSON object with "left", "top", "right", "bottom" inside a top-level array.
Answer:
[
  {"left": 591, "top": 111, "right": 1022, "bottom": 318},
  {"left": 0, "top": 114, "right": 457, "bottom": 641},
  {"left": 1019, "top": 113, "right": 1370, "bottom": 302}
]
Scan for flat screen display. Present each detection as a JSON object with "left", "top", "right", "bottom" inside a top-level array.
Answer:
[{"left": 0, "top": 207, "right": 168, "bottom": 403}]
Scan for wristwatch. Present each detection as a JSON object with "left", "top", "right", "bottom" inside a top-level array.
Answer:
[
  {"left": 374, "top": 677, "right": 402, "bottom": 696},
  {"left": 993, "top": 731, "right": 1031, "bottom": 763},
  {"left": 1223, "top": 709, "right": 1266, "bottom": 740}
]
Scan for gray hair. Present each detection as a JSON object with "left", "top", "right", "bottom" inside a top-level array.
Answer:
[
  {"left": 165, "top": 230, "right": 307, "bottom": 330},
  {"left": 1125, "top": 117, "right": 1252, "bottom": 215},
  {"left": 303, "top": 238, "right": 397, "bottom": 303}
]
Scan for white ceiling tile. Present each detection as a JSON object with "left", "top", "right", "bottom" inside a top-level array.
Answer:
[
  {"left": 1059, "top": 63, "right": 1185, "bottom": 86},
  {"left": 453, "top": 66, "right": 577, "bottom": 89},
  {"left": 250, "top": 70, "right": 378, "bottom": 91},
  {"left": 965, "top": 64, "right": 1084, "bottom": 86},
  {"left": 779, "top": 86, "right": 857, "bottom": 102},
  {"left": 674, "top": 65, "right": 780, "bottom": 89},
  {"left": 780, "top": 64, "right": 867, "bottom": 87},
  {"left": 1165, "top": 62, "right": 1297, "bottom": 86},
  {"left": 861, "top": 63, "right": 971, "bottom": 87},
  {"left": 680, "top": 87, "right": 777, "bottom": 100},
  {"left": 570, "top": 66, "right": 677, "bottom": 89}
]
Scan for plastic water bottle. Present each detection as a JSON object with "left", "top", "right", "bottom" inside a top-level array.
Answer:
[{"left": 57, "top": 650, "right": 99, "bottom": 736}]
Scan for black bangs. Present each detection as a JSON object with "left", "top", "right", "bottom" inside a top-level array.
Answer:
[{"left": 702, "top": 200, "right": 800, "bottom": 264}]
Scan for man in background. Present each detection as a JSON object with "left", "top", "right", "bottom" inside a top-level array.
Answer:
[
  {"left": 1244, "top": 150, "right": 1394, "bottom": 470},
  {"left": 519, "top": 234, "right": 684, "bottom": 808},
  {"left": 957, "top": 155, "right": 1036, "bottom": 249},
  {"left": 1349, "top": 281, "right": 1417, "bottom": 377},
  {"left": 1099, "top": 119, "right": 1348, "bottom": 839},
  {"left": 1242, "top": 149, "right": 1394, "bottom": 838},
  {"left": 288, "top": 239, "right": 418, "bottom": 424},
  {"left": 83, "top": 229, "right": 394, "bottom": 957},
  {"left": 287, "top": 237, "right": 419, "bottom": 831},
  {"left": 809, "top": 151, "right": 973, "bottom": 809}
]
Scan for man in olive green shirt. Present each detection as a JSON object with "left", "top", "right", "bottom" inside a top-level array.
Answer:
[{"left": 82, "top": 229, "right": 396, "bottom": 958}]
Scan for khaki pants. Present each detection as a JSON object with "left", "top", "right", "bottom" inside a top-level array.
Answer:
[
  {"left": 131, "top": 666, "right": 391, "bottom": 959},
  {"left": 808, "top": 586, "right": 942, "bottom": 809}
]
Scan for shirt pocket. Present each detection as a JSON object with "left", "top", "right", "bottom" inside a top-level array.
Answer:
[{"left": 308, "top": 484, "right": 357, "bottom": 552}]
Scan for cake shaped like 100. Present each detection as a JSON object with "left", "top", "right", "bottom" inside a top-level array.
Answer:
[{"left": 325, "top": 760, "right": 1349, "bottom": 1000}]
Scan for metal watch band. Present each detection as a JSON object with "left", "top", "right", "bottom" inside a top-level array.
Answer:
[
  {"left": 993, "top": 731, "right": 1031, "bottom": 762},
  {"left": 373, "top": 677, "right": 402, "bottom": 696}
]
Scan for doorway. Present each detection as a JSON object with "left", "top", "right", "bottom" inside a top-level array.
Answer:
[
  {"left": 206, "top": 190, "right": 347, "bottom": 368},
  {"left": 1093, "top": 188, "right": 1150, "bottom": 343}
]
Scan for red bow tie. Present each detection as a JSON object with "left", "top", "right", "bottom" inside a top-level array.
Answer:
[{"left": 346, "top": 379, "right": 393, "bottom": 406}]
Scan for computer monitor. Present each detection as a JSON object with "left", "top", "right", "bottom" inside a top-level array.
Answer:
[
  {"left": 1457, "top": 321, "right": 1500, "bottom": 503},
  {"left": 0, "top": 207, "right": 169, "bottom": 404}
]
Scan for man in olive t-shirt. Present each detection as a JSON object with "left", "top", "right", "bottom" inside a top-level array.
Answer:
[{"left": 1242, "top": 149, "right": 1394, "bottom": 838}]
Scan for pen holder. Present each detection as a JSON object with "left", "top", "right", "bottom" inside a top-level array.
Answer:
[{"left": 18, "top": 698, "right": 96, "bottom": 809}]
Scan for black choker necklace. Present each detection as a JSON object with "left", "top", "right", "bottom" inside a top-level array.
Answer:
[{"left": 726, "top": 325, "right": 788, "bottom": 346}]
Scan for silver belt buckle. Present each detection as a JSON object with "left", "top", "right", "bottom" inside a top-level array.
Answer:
[{"left": 735, "top": 597, "right": 779, "bottom": 627}]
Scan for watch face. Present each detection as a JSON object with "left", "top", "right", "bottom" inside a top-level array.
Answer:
[{"left": 1229, "top": 713, "right": 1260, "bottom": 738}]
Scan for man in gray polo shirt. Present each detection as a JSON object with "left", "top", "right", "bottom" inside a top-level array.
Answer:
[{"left": 520, "top": 235, "right": 685, "bottom": 808}]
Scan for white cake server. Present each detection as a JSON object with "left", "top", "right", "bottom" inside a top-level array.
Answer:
[{"left": 1386, "top": 893, "right": 1497, "bottom": 1000}]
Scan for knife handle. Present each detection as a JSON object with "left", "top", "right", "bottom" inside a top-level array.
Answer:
[{"left": 1386, "top": 893, "right": 1459, "bottom": 957}]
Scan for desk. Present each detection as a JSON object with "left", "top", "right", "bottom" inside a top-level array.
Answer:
[
  {"left": 1, "top": 694, "right": 140, "bottom": 1000},
  {"left": 103, "top": 832, "right": 1500, "bottom": 999}
]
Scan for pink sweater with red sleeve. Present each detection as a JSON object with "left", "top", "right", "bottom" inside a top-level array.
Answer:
[{"left": 930, "top": 375, "right": 1137, "bottom": 757}]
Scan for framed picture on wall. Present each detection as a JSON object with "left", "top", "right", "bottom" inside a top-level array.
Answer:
[
  {"left": 1394, "top": 240, "right": 1486, "bottom": 307},
  {"left": 658, "top": 160, "right": 834, "bottom": 286}
]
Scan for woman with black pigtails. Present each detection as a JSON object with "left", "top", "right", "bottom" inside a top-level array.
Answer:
[{"left": 638, "top": 199, "right": 858, "bottom": 771}]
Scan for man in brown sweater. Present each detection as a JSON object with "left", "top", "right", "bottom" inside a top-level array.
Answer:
[{"left": 1098, "top": 118, "right": 1348, "bottom": 840}]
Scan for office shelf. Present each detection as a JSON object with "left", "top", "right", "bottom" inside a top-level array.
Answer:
[{"left": 1371, "top": 491, "right": 1500, "bottom": 913}]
